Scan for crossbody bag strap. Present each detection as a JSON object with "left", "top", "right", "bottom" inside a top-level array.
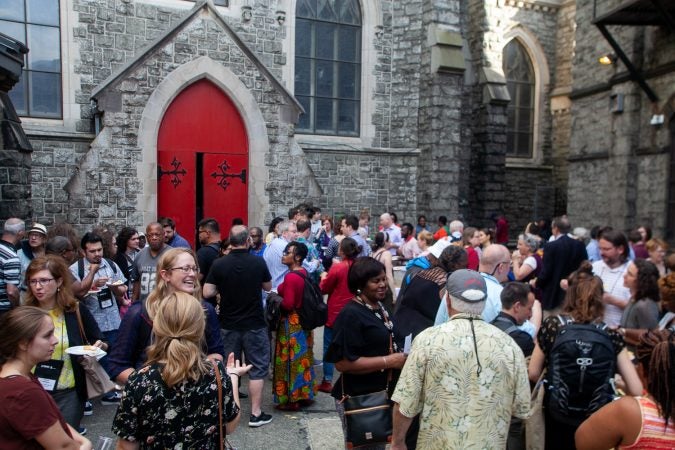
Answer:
[
  {"left": 73, "top": 303, "right": 90, "bottom": 345},
  {"left": 213, "top": 360, "right": 225, "bottom": 450}
]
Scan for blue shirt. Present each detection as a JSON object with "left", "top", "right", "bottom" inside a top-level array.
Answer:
[
  {"left": 249, "top": 243, "right": 266, "bottom": 257},
  {"left": 263, "top": 237, "right": 290, "bottom": 289},
  {"left": 586, "top": 239, "right": 600, "bottom": 262},
  {"left": 350, "top": 231, "right": 372, "bottom": 258},
  {"left": 434, "top": 272, "right": 535, "bottom": 337},
  {"left": 168, "top": 232, "right": 191, "bottom": 249}
]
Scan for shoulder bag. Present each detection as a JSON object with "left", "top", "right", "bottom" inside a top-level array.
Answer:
[
  {"left": 339, "top": 300, "right": 394, "bottom": 448},
  {"left": 525, "top": 370, "right": 546, "bottom": 450},
  {"left": 74, "top": 304, "right": 116, "bottom": 399}
]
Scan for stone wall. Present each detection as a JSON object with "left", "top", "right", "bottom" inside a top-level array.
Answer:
[
  {"left": 0, "top": 149, "right": 31, "bottom": 220},
  {"left": 567, "top": 1, "right": 675, "bottom": 235},
  {"left": 303, "top": 148, "right": 418, "bottom": 224}
]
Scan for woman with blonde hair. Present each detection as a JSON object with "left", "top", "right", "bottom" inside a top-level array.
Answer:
[
  {"left": 23, "top": 256, "right": 106, "bottom": 430},
  {"left": 113, "top": 291, "right": 250, "bottom": 448},
  {"left": 646, "top": 238, "right": 669, "bottom": 277},
  {"left": 0, "top": 306, "right": 91, "bottom": 449},
  {"left": 108, "top": 248, "right": 224, "bottom": 385}
]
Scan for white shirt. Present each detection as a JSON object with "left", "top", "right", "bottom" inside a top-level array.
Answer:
[
  {"left": 383, "top": 225, "right": 402, "bottom": 256},
  {"left": 592, "top": 259, "right": 630, "bottom": 327}
]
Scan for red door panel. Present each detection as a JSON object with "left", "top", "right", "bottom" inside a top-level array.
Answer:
[
  {"left": 203, "top": 154, "right": 248, "bottom": 231},
  {"left": 157, "top": 79, "right": 249, "bottom": 248},
  {"left": 157, "top": 151, "right": 196, "bottom": 244}
]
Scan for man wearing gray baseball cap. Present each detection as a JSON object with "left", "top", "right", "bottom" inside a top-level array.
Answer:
[{"left": 391, "top": 269, "right": 530, "bottom": 450}]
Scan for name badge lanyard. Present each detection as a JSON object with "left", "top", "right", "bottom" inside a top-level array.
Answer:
[{"left": 35, "top": 317, "right": 65, "bottom": 391}]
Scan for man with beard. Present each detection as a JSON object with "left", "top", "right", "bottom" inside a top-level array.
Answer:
[
  {"left": 70, "top": 232, "right": 127, "bottom": 406},
  {"left": 131, "top": 222, "right": 171, "bottom": 303},
  {"left": 592, "top": 229, "right": 631, "bottom": 327}
]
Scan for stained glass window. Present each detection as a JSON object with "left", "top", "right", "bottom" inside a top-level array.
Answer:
[{"left": 295, "top": 0, "right": 361, "bottom": 136}]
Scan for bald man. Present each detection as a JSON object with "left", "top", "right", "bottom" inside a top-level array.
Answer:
[
  {"left": 434, "top": 245, "right": 538, "bottom": 337},
  {"left": 380, "top": 213, "right": 402, "bottom": 256}
]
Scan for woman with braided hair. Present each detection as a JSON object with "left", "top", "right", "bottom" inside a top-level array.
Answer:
[{"left": 576, "top": 329, "right": 675, "bottom": 449}]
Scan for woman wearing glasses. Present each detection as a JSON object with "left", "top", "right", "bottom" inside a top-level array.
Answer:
[
  {"left": 108, "top": 248, "right": 224, "bottom": 385},
  {"left": 23, "top": 255, "right": 107, "bottom": 430}
]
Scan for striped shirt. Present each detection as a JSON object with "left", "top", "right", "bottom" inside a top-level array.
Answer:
[
  {"left": 0, "top": 240, "right": 20, "bottom": 313},
  {"left": 620, "top": 396, "right": 675, "bottom": 449}
]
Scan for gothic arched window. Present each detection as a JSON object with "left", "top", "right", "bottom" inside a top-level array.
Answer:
[
  {"left": 295, "top": 0, "right": 361, "bottom": 136},
  {"left": 503, "top": 39, "right": 534, "bottom": 158}
]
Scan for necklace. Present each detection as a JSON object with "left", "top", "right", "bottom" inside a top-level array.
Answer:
[{"left": 355, "top": 296, "right": 395, "bottom": 333}]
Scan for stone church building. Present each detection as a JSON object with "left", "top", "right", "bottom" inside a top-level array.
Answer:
[{"left": 1, "top": 0, "right": 673, "bottom": 243}]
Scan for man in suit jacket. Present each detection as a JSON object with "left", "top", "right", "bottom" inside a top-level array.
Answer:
[{"left": 535, "top": 216, "right": 588, "bottom": 312}]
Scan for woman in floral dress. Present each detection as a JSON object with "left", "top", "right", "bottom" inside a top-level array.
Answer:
[
  {"left": 273, "top": 241, "right": 318, "bottom": 411},
  {"left": 112, "top": 292, "right": 250, "bottom": 449}
]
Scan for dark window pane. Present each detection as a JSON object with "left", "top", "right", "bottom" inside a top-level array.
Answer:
[
  {"left": 0, "top": 19, "right": 25, "bottom": 43},
  {"left": 295, "top": 19, "right": 311, "bottom": 57},
  {"left": 297, "top": 0, "right": 315, "bottom": 19},
  {"left": 27, "top": 24, "right": 60, "bottom": 72},
  {"left": 315, "top": 98, "right": 334, "bottom": 132},
  {"left": 338, "top": 0, "right": 361, "bottom": 25},
  {"left": 27, "top": 0, "right": 59, "bottom": 26},
  {"left": 296, "top": 95, "right": 312, "bottom": 131},
  {"left": 503, "top": 39, "right": 534, "bottom": 158},
  {"left": 213, "top": 0, "right": 227, "bottom": 6},
  {"left": 29, "top": 71, "right": 60, "bottom": 117},
  {"left": 338, "top": 100, "right": 358, "bottom": 134},
  {"left": 338, "top": 26, "right": 359, "bottom": 62},
  {"left": 316, "top": 0, "right": 336, "bottom": 22},
  {"left": 315, "top": 22, "right": 335, "bottom": 59},
  {"left": 338, "top": 62, "right": 357, "bottom": 99},
  {"left": 295, "top": 57, "right": 312, "bottom": 95},
  {"left": 315, "top": 60, "right": 334, "bottom": 97},
  {"left": 0, "top": 0, "right": 24, "bottom": 21},
  {"left": 8, "top": 69, "right": 26, "bottom": 114}
]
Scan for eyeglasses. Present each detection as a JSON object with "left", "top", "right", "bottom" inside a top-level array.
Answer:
[
  {"left": 29, "top": 278, "right": 55, "bottom": 287},
  {"left": 169, "top": 266, "right": 199, "bottom": 274},
  {"left": 490, "top": 261, "right": 511, "bottom": 276},
  {"left": 147, "top": 233, "right": 162, "bottom": 238}
]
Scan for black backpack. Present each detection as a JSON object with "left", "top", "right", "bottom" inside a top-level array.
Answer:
[
  {"left": 545, "top": 316, "right": 617, "bottom": 425},
  {"left": 290, "top": 271, "right": 327, "bottom": 330}
]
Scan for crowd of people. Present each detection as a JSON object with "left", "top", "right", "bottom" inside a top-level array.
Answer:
[{"left": 0, "top": 206, "right": 674, "bottom": 449}]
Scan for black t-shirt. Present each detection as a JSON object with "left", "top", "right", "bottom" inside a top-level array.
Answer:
[
  {"left": 206, "top": 249, "right": 271, "bottom": 331},
  {"left": 197, "top": 242, "right": 221, "bottom": 281},
  {"left": 325, "top": 301, "right": 398, "bottom": 399},
  {"left": 491, "top": 312, "right": 535, "bottom": 357}
]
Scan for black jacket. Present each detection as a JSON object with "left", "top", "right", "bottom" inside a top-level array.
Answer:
[
  {"left": 536, "top": 235, "right": 588, "bottom": 310},
  {"left": 64, "top": 303, "right": 106, "bottom": 402}
]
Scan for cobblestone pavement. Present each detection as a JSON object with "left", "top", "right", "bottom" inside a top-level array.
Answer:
[{"left": 82, "top": 330, "right": 346, "bottom": 449}]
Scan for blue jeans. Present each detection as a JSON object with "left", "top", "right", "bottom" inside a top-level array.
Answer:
[
  {"left": 99, "top": 329, "right": 118, "bottom": 377},
  {"left": 323, "top": 326, "right": 334, "bottom": 381}
]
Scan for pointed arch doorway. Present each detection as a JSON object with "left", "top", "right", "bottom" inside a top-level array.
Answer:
[{"left": 157, "top": 79, "right": 248, "bottom": 247}]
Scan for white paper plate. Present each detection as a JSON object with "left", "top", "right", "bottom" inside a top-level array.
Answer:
[
  {"left": 107, "top": 280, "right": 124, "bottom": 286},
  {"left": 65, "top": 345, "right": 106, "bottom": 359}
]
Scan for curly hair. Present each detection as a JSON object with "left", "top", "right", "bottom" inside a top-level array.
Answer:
[
  {"left": 658, "top": 272, "right": 675, "bottom": 313},
  {"left": 632, "top": 259, "right": 660, "bottom": 302},
  {"left": 437, "top": 246, "right": 468, "bottom": 273},
  {"left": 635, "top": 330, "right": 675, "bottom": 426},
  {"left": 561, "top": 261, "right": 604, "bottom": 323},
  {"left": 115, "top": 227, "right": 138, "bottom": 254}
]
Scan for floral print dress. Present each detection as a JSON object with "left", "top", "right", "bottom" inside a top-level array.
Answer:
[{"left": 112, "top": 361, "right": 239, "bottom": 449}]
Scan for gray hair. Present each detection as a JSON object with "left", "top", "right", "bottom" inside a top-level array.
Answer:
[
  {"left": 277, "top": 220, "right": 294, "bottom": 235},
  {"left": 518, "top": 234, "right": 539, "bottom": 254},
  {"left": 3, "top": 218, "right": 25, "bottom": 235},
  {"left": 449, "top": 220, "right": 464, "bottom": 233},
  {"left": 229, "top": 225, "right": 249, "bottom": 246},
  {"left": 448, "top": 294, "right": 485, "bottom": 316}
]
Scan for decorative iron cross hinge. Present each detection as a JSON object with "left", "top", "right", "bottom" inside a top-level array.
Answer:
[
  {"left": 157, "top": 157, "right": 187, "bottom": 188},
  {"left": 211, "top": 159, "right": 247, "bottom": 191}
]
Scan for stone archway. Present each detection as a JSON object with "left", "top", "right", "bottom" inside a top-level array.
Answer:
[{"left": 136, "top": 56, "right": 270, "bottom": 228}]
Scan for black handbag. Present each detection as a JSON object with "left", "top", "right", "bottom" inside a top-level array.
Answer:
[
  {"left": 339, "top": 307, "right": 394, "bottom": 449},
  {"left": 341, "top": 389, "right": 393, "bottom": 448}
]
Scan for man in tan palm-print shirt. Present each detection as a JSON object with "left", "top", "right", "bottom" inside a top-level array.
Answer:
[{"left": 391, "top": 270, "right": 531, "bottom": 450}]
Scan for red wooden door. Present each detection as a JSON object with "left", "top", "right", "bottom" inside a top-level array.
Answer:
[{"left": 157, "top": 80, "right": 248, "bottom": 247}]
